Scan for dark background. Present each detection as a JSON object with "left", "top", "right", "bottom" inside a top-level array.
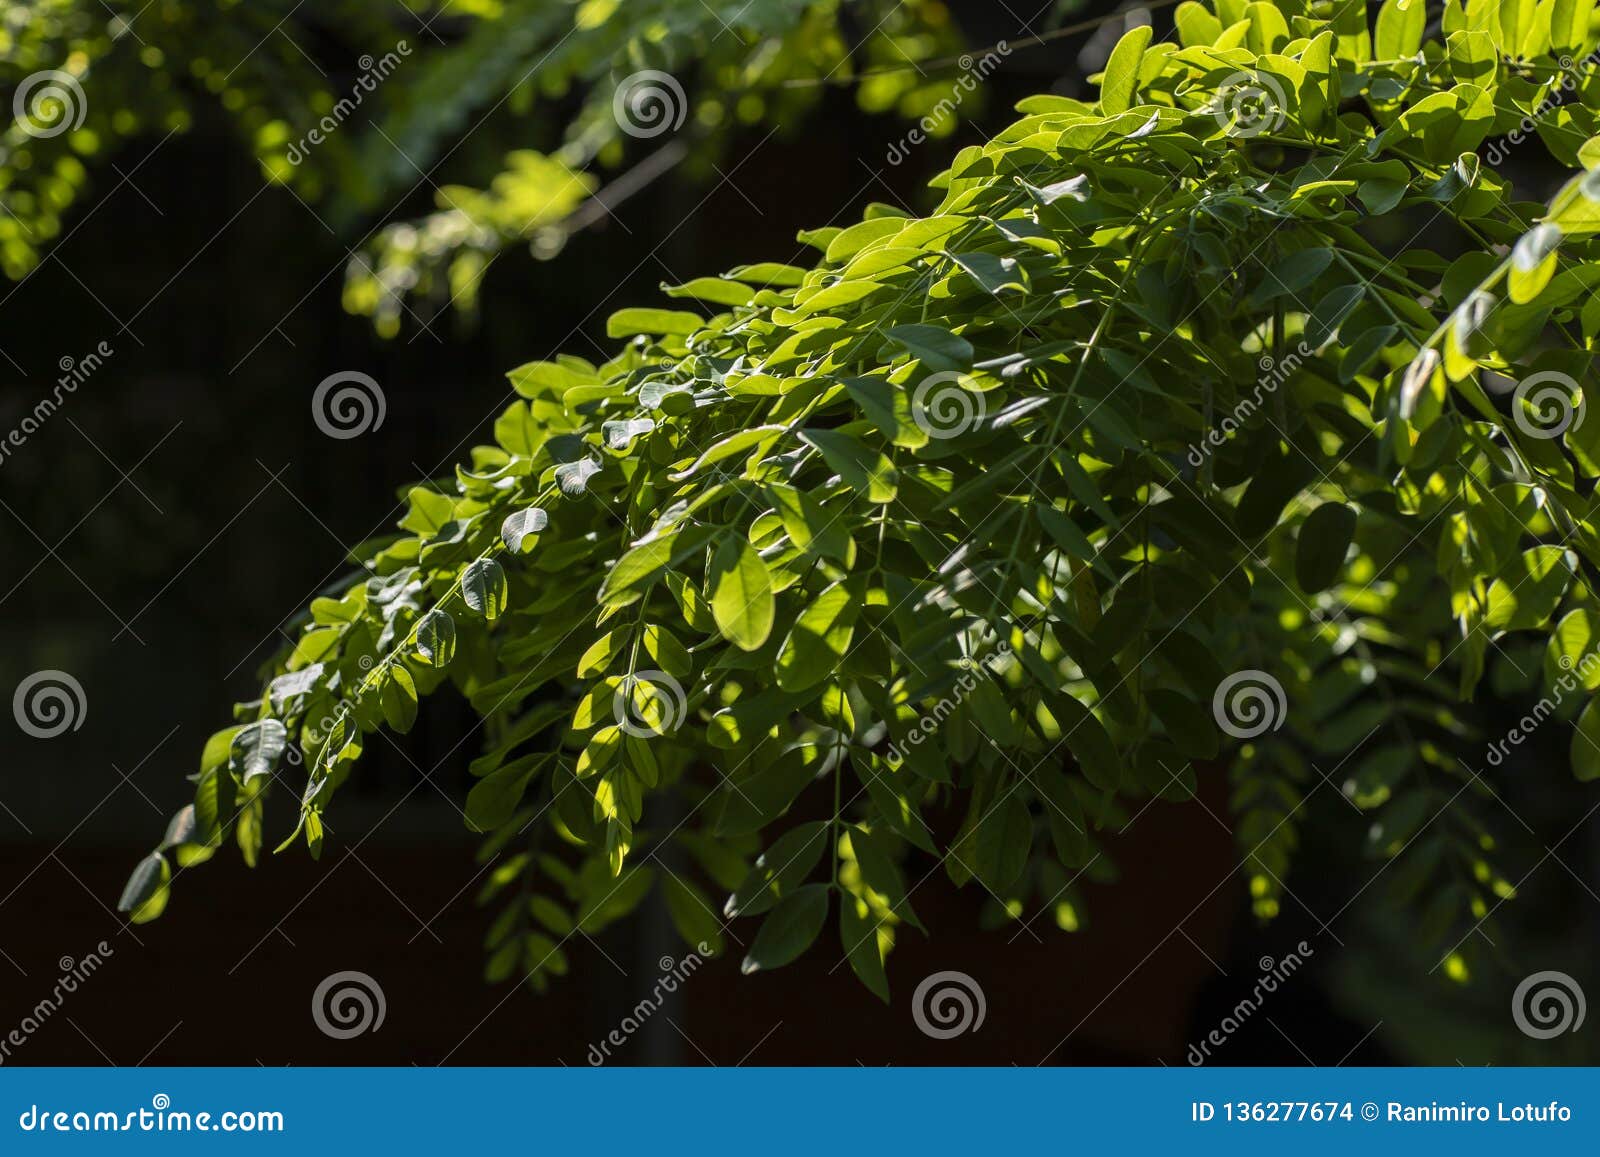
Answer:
[{"left": 1, "top": 1, "right": 1596, "bottom": 1066}]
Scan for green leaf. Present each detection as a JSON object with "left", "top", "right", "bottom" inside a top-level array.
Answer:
[
  {"left": 118, "top": 852, "right": 171, "bottom": 923},
  {"left": 1051, "top": 695, "right": 1122, "bottom": 792},
  {"left": 948, "top": 251, "right": 1029, "bottom": 296},
  {"left": 661, "top": 277, "right": 754, "bottom": 307},
  {"left": 461, "top": 558, "right": 509, "bottom": 620},
  {"left": 662, "top": 873, "right": 725, "bottom": 956},
  {"left": 230, "top": 720, "right": 287, "bottom": 782},
  {"left": 606, "top": 307, "right": 703, "bottom": 338},
  {"left": 775, "top": 581, "right": 859, "bottom": 691},
  {"left": 381, "top": 665, "right": 420, "bottom": 733},
  {"left": 970, "top": 792, "right": 1032, "bottom": 894},
  {"left": 849, "top": 825, "right": 924, "bottom": 931},
  {"left": 840, "top": 890, "right": 890, "bottom": 1002},
  {"left": 767, "top": 483, "right": 853, "bottom": 564},
  {"left": 843, "top": 377, "right": 927, "bottom": 450},
  {"left": 1146, "top": 690, "right": 1220, "bottom": 760},
  {"left": 1295, "top": 502, "right": 1358, "bottom": 592},
  {"left": 670, "top": 425, "right": 785, "bottom": 481},
  {"left": 708, "top": 535, "right": 776, "bottom": 652},
  {"left": 1100, "top": 23, "right": 1153, "bottom": 113},
  {"left": 726, "top": 821, "right": 829, "bottom": 915},
  {"left": 741, "top": 884, "right": 829, "bottom": 974},
  {"left": 1573, "top": 697, "right": 1600, "bottom": 780},
  {"left": 1509, "top": 223, "right": 1561, "bottom": 305},
  {"left": 416, "top": 609, "right": 457, "bottom": 667},
  {"left": 1376, "top": 0, "right": 1426, "bottom": 57},
  {"left": 501, "top": 507, "right": 549, "bottom": 553},
  {"left": 1548, "top": 609, "right": 1600, "bottom": 691},
  {"left": 1484, "top": 547, "right": 1574, "bottom": 633},
  {"left": 1551, "top": 0, "right": 1594, "bottom": 52},
  {"left": 466, "top": 755, "right": 542, "bottom": 832},
  {"left": 1248, "top": 248, "right": 1333, "bottom": 307},
  {"left": 599, "top": 525, "right": 715, "bottom": 610},
  {"left": 799, "top": 428, "right": 898, "bottom": 503},
  {"left": 1016, "top": 175, "right": 1090, "bottom": 207},
  {"left": 1304, "top": 284, "right": 1365, "bottom": 347},
  {"left": 886, "top": 323, "right": 974, "bottom": 373}
]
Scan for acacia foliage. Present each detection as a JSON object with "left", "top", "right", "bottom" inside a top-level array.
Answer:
[
  {"left": 125, "top": 0, "right": 1600, "bottom": 994},
  {"left": 1, "top": 1, "right": 962, "bottom": 321}
]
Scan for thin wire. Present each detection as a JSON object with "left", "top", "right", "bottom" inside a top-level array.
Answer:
[{"left": 778, "top": 0, "right": 1186, "bottom": 88}]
